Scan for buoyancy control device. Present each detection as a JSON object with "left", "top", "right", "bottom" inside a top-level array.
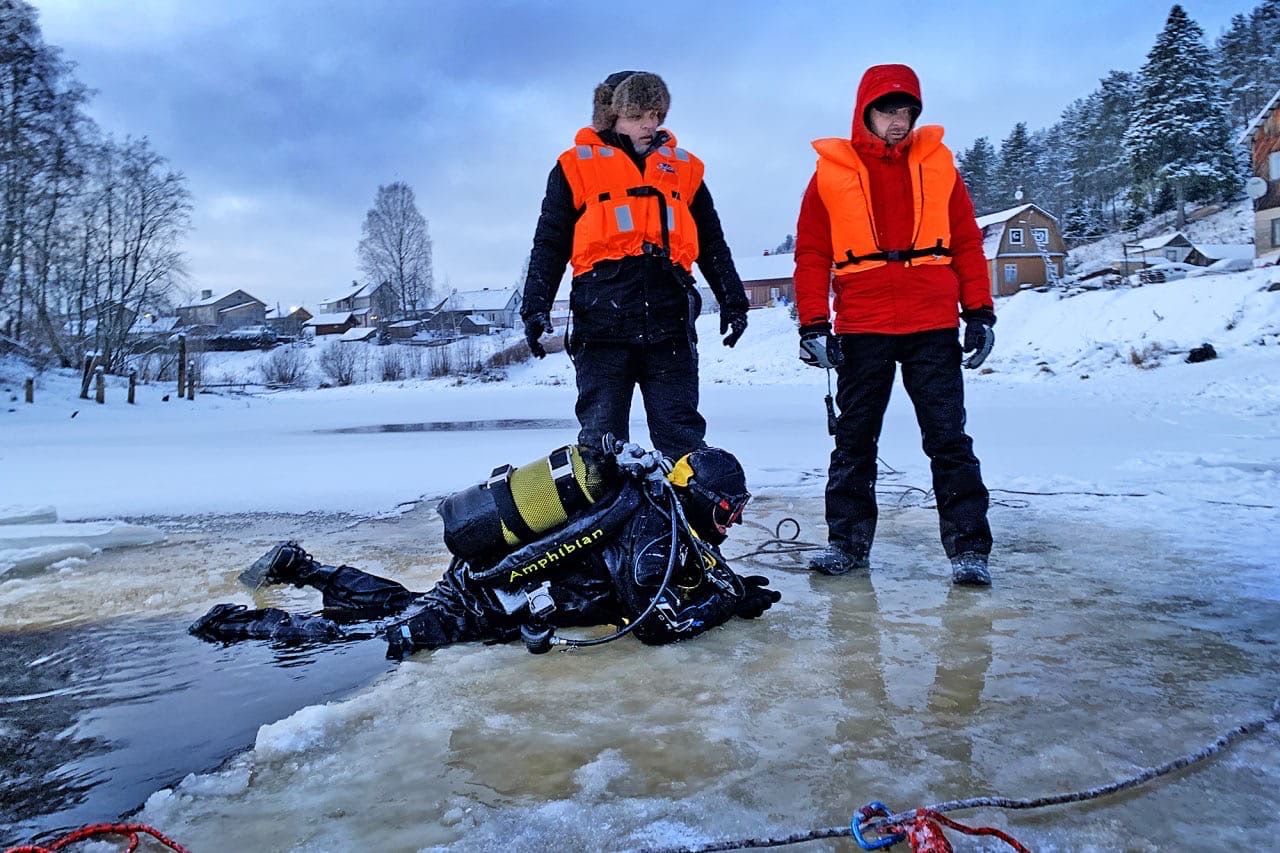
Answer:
[{"left": 438, "top": 445, "right": 614, "bottom": 565}]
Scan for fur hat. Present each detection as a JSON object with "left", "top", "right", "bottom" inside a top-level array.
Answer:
[{"left": 591, "top": 71, "right": 671, "bottom": 131}]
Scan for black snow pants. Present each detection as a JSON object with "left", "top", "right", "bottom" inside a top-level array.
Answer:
[
  {"left": 826, "top": 328, "right": 991, "bottom": 560},
  {"left": 570, "top": 337, "right": 707, "bottom": 462}
]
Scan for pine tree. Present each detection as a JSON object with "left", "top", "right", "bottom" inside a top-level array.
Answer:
[
  {"left": 1216, "top": 13, "right": 1267, "bottom": 129},
  {"left": 1250, "top": 0, "right": 1280, "bottom": 115},
  {"left": 994, "top": 122, "right": 1038, "bottom": 208},
  {"left": 1124, "top": 4, "right": 1242, "bottom": 230},
  {"left": 957, "top": 136, "right": 999, "bottom": 214},
  {"left": 1029, "top": 124, "right": 1070, "bottom": 218},
  {"left": 1066, "top": 71, "right": 1138, "bottom": 229}
]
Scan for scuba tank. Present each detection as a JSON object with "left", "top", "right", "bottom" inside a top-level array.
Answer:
[{"left": 438, "top": 445, "right": 613, "bottom": 565}]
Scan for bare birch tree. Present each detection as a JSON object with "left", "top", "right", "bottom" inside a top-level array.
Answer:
[{"left": 356, "top": 181, "right": 433, "bottom": 318}]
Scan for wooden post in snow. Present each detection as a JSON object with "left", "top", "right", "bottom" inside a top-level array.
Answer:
[
  {"left": 25, "top": 377, "right": 33, "bottom": 403},
  {"left": 128, "top": 371, "right": 137, "bottom": 405},
  {"left": 95, "top": 366, "right": 105, "bottom": 404},
  {"left": 79, "top": 353, "right": 95, "bottom": 400},
  {"left": 186, "top": 361, "right": 195, "bottom": 401},
  {"left": 177, "top": 335, "right": 187, "bottom": 397}
]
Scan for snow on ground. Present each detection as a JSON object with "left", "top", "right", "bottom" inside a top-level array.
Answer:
[
  {"left": 3, "top": 260, "right": 1280, "bottom": 849},
  {"left": 1065, "top": 198, "right": 1256, "bottom": 275}
]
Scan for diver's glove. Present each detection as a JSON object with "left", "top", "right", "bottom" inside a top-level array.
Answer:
[{"left": 735, "top": 575, "right": 781, "bottom": 619}]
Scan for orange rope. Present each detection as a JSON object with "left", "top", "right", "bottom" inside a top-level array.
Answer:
[
  {"left": 4, "top": 822, "right": 191, "bottom": 853},
  {"left": 898, "top": 809, "right": 1031, "bottom": 853}
]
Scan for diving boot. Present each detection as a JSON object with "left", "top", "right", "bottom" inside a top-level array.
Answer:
[
  {"left": 950, "top": 552, "right": 992, "bottom": 586},
  {"left": 238, "top": 541, "right": 316, "bottom": 589},
  {"left": 808, "top": 545, "right": 869, "bottom": 576}
]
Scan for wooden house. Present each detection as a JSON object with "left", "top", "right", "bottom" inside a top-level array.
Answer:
[
  {"left": 305, "top": 312, "right": 359, "bottom": 337},
  {"left": 318, "top": 281, "right": 401, "bottom": 326},
  {"left": 733, "top": 253, "right": 796, "bottom": 308},
  {"left": 265, "top": 305, "right": 313, "bottom": 337},
  {"left": 441, "top": 288, "right": 522, "bottom": 330},
  {"left": 385, "top": 319, "right": 425, "bottom": 340},
  {"left": 1240, "top": 86, "right": 1280, "bottom": 262},
  {"left": 176, "top": 289, "right": 267, "bottom": 331},
  {"left": 975, "top": 203, "right": 1066, "bottom": 295}
]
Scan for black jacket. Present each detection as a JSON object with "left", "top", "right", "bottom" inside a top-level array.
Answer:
[{"left": 522, "top": 129, "right": 749, "bottom": 345}]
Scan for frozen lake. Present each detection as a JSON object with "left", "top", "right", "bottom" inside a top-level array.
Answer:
[
  {"left": 4, "top": 300, "right": 1280, "bottom": 849},
  {"left": 3, "top": 492, "right": 1278, "bottom": 850}
]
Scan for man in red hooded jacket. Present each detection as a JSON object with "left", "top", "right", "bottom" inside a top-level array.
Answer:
[{"left": 793, "top": 63, "right": 995, "bottom": 586}]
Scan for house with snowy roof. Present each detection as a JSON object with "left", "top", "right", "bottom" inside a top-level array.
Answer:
[
  {"left": 305, "top": 312, "right": 360, "bottom": 336},
  {"left": 1240, "top": 86, "right": 1280, "bottom": 262},
  {"left": 265, "top": 305, "right": 313, "bottom": 337},
  {"left": 975, "top": 203, "right": 1066, "bottom": 296},
  {"left": 735, "top": 252, "right": 796, "bottom": 308},
  {"left": 175, "top": 289, "right": 267, "bottom": 331},
  {"left": 317, "top": 281, "right": 400, "bottom": 326},
  {"left": 433, "top": 288, "right": 521, "bottom": 333}
]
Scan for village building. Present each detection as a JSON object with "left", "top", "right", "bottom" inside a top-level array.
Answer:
[
  {"left": 975, "top": 203, "right": 1067, "bottom": 296},
  {"left": 1240, "top": 86, "right": 1280, "bottom": 263},
  {"left": 175, "top": 289, "right": 267, "bottom": 332}
]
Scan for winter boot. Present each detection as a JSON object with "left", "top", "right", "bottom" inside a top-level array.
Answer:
[
  {"left": 950, "top": 552, "right": 992, "bottom": 586},
  {"left": 238, "top": 541, "right": 316, "bottom": 589},
  {"left": 808, "top": 545, "right": 870, "bottom": 576}
]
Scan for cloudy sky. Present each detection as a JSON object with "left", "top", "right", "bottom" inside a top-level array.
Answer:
[{"left": 33, "top": 0, "right": 1247, "bottom": 313}]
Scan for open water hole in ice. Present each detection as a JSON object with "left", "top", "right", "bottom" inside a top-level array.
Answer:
[
  {"left": 317, "top": 417, "right": 578, "bottom": 434},
  {"left": 0, "top": 613, "right": 391, "bottom": 846}
]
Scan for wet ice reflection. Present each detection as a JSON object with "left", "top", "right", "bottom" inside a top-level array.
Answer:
[{"left": 122, "top": 501, "right": 1280, "bottom": 851}]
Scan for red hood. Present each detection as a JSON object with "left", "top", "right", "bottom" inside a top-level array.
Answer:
[{"left": 851, "top": 64, "right": 921, "bottom": 155}]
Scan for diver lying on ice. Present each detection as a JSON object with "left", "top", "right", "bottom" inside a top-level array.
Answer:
[{"left": 189, "top": 439, "right": 780, "bottom": 658}]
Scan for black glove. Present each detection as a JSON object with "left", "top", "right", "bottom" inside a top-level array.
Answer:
[
  {"left": 798, "top": 322, "right": 843, "bottom": 369},
  {"left": 962, "top": 319, "right": 994, "bottom": 369},
  {"left": 720, "top": 309, "right": 748, "bottom": 348},
  {"left": 736, "top": 575, "right": 781, "bottom": 619},
  {"left": 523, "top": 311, "right": 552, "bottom": 359}
]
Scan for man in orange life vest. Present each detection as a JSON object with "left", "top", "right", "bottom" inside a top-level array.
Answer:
[
  {"left": 793, "top": 63, "right": 996, "bottom": 586},
  {"left": 521, "top": 71, "right": 750, "bottom": 463}
]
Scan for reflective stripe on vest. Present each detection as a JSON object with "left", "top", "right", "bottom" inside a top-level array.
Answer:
[
  {"left": 559, "top": 128, "right": 705, "bottom": 277},
  {"left": 812, "top": 126, "right": 957, "bottom": 274}
]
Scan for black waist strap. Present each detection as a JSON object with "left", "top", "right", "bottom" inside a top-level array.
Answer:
[
  {"left": 834, "top": 239, "right": 951, "bottom": 269},
  {"left": 626, "top": 185, "right": 670, "bottom": 258}
]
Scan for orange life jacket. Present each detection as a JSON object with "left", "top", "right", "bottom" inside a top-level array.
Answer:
[
  {"left": 812, "top": 126, "right": 956, "bottom": 273},
  {"left": 558, "top": 127, "right": 704, "bottom": 277}
]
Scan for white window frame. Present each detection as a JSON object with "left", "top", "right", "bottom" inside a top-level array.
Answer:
[
  {"left": 1003, "top": 263, "right": 1018, "bottom": 284},
  {"left": 1164, "top": 248, "right": 1179, "bottom": 262},
  {"left": 1270, "top": 150, "right": 1280, "bottom": 180},
  {"left": 1032, "top": 228, "right": 1049, "bottom": 247},
  {"left": 1008, "top": 228, "right": 1024, "bottom": 246}
]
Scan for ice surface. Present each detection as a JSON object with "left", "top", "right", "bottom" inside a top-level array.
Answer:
[{"left": 3, "top": 264, "right": 1279, "bottom": 849}]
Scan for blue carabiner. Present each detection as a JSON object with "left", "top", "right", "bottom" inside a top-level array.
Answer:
[{"left": 852, "top": 800, "right": 908, "bottom": 851}]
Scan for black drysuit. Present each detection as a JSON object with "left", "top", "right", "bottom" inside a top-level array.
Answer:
[{"left": 190, "top": 483, "right": 777, "bottom": 654}]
